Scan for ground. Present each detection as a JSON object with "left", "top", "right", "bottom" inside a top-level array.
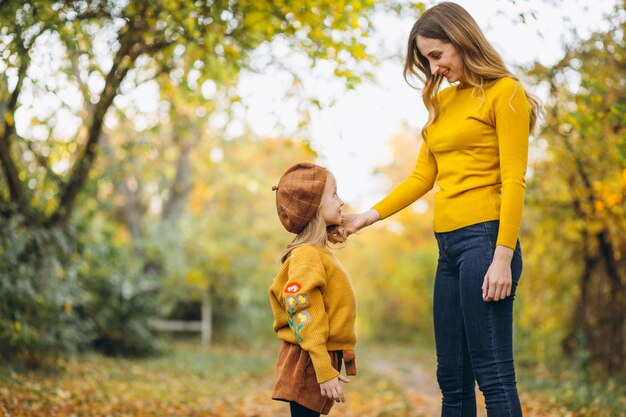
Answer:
[{"left": 1, "top": 341, "right": 623, "bottom": 416}]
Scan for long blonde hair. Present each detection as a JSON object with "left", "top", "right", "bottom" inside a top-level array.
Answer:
[
  {"left": 404, "top": 2, "right": 541, "bottom": 139},
  {"left": 280, "top": 206, "right": 330, "bottom": 263}
]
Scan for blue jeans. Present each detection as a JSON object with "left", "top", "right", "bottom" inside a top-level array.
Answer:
[{"left": 433, "top": 220, "right": 523, "bottom": 417}]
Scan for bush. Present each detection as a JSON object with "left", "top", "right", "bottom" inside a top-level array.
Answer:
[
  {"left": 76, "top": 221, "right": 163, "bottom": 357},
  {"left": 0, "top": 213, "right": 89, "bottom": 369},
  {"left": 0, "top": 209, "right": 164, "bottom": 368},
  {"left": 81, "top": 269, "right": 163, "bottom": 357}
]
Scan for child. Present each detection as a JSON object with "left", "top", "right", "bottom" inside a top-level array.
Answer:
[{"left": 269, "top": 163, "right": 357, "bottom": 417}]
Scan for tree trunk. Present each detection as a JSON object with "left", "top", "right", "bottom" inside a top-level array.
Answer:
[
  {"left": 0, "top": 39, "right": 31, "bottom": 220},
  {"left": 595, "top": 229, "right": 625, "bottom": 373},
  {"left": 162, "top": 142, "right": 193, "bottom": 225},
  {"left": 564, "top": 227, "right": 594, "bottom": 355}
]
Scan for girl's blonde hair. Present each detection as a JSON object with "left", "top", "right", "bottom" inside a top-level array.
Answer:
[
  {"left": 281, "top": 204, "right": 330, "bottom": 263},
  {"left": 403, "top": 2, "right": 541, "bottom": 139}
]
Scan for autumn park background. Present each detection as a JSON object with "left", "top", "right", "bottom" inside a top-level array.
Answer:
[{"left": 0, "top": 0, "right": 624, "bottom": 416}]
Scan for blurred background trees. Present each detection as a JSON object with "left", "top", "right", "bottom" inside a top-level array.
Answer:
[
  {"left": 0, "top": 0, "right": 624, "bottom": 386},
  {"left": 523, "top": 1, "right": 626, "bottom": 375},
  {"left": 0, "top": 0, "right": 385, "bottom": 366}
]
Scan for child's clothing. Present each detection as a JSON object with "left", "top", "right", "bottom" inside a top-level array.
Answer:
[
  {"left": 273, "top": 163, "right": 328, "bottom": 234},
  {"left": 273, "top": 342, "right": 343, "bottom": 415},
  {"left": 290, "top": 400, "right": 324, "bottom": 417},
  {"left": 269, "top": 245, "right": 357, "bottom": 414}
]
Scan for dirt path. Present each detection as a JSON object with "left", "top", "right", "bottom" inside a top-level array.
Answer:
[
  {"left": 363, "top": 347, "right": 569, "bottom": 417},
  {"left": 364, "top": 346, "right": 555, "bottom": 417},
  {"left": 368, "top": 355, "right": 445, "bottom": 416}
]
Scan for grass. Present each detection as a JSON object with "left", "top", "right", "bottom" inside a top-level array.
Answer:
[{"left": 516, "top": 362, "right": 626, "bottom": 417}]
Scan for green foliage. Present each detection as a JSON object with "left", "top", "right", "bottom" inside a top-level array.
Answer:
[
  {"left": 0, "top": 0, "right": 385, "bottom": 226},
  {"left": 0, "top": 205, "right": 164, "bottom": 365},
  {"left": 76, "top": 224, "right": 163, "bottom": 357},
  {"left": 518, "top": 360, "right": 626, "bottom": 417},
  {"left": 0, "top": 211, "right": 88, "bottom": 369},
  {"left": 1, "top": 0, "right": 390, "bottom": 368}
]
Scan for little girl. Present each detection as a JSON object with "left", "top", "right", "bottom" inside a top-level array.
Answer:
[{"left": 269, "top": 163, "right": 357, "bottom": 417}]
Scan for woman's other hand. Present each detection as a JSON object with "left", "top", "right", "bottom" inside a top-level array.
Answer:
[{"left": 482, "top": 245, "right": 514, "bottom": 302}]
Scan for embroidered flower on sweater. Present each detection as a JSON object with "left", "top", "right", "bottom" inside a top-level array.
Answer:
[
  {"left": 284, "top": 282, "right": 302, "bottom": 293},
  {"left": 285, "top": 294, "right": 297, "bottom": 308},
  {"left": 285, "top": 293, "right": 310, "bottom": 343},
  {"left": 285, "top": 294, "right": 308, "bottom": 309},
  {"left": 296, "top": 294, "right": 309, "bottom": 306},
  {"left": 296, "top": 311, "right": 311, "bottom": 324}
]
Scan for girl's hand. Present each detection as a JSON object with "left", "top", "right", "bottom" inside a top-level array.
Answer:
[
  {"left": 482, "top": 245, "right": 514, "bottom": 302},
  {"left": 327, "top": 225, "right": 348, "bottom": 244},
  {"left": 320, "top": 374, "right": 350, "bottom": 402}
]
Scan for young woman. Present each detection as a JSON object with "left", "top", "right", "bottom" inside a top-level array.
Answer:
[{"left": 335, "top": 2, "right": 541, "bottom": 416}]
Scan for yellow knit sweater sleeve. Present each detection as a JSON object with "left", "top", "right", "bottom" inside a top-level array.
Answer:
[
  {"left": 282, "top": 246, "right": 339, "bottom": 383},
  {"left": 494, "top": 78, "right": 531, "bottom": 248},
  {"left": 372, "top": 141, "right": 438, "bottom": 219}
]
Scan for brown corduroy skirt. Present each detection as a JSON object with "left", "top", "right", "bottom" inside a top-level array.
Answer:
[{"left": 272, "top": 342, "right": 349, "bottom": 415}]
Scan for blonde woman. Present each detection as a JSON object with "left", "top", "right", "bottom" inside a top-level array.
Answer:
[{"left": 336, "top": 2, "right": 540, "bottom": 416}]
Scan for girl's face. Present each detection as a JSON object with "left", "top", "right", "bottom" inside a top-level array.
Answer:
[
  {"left": 320, "top": 173, "right": 343, "bottom": 227},
  {"left": 416, "top": 36, "right": 464, "bottom": 83}
]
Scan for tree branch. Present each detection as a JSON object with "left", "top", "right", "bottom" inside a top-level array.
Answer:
[
  {"left": 162, "top": 138, "right": 193, "bottom": 223},
  {"left": 99, "top": 132, "right": 147, "bottom": 242},
  {"left": 20, "top": 135, "right": 64, "bottom": 188},
  {"left": 45, "top": 26, "right": 142, "bottom": 227},
  {"left": 0, "top": 33, "right": 31, "bottom": 219},
  {"left": 67, "top": 45, "right": 95, "bottom": 117},
  {"left": 46, "top": 13, "right": 177, "bottom": 227}
]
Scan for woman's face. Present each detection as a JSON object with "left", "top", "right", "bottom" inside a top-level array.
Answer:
[{"left": 416, "top": 36, "right": 464, "bottom": 83}]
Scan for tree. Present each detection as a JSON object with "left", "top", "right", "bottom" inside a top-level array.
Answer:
[
  {"left": 524, "top": 2, "right": 626, "bottom": 374},
  {"left": 0, "top": 0, "right": 388, "bottom": 227},
  {"left": 0, "top": 0, "right": 398, "bottom": 366}
]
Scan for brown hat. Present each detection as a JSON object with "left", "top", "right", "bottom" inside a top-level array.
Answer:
[{"left": 272, "top": 163, "right": 328, "bottom": 234}]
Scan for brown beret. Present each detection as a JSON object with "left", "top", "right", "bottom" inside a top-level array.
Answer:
[{"left": 272, "top": 163, "right": 328, "bottom": 234}]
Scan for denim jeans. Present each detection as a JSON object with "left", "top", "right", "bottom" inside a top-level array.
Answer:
[{"left": 433, "top": 220, "right": 523, "bottom": 417}]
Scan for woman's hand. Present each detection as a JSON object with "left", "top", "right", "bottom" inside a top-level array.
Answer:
[
  {"left": 482, "top": 245, "right": 514, "bottom": 302},
  {"left": 320, "top": 374, "right": 350, "bottom": 402},
  {"left": 328, "top": 209, "right": 381, "bottom": 243}
]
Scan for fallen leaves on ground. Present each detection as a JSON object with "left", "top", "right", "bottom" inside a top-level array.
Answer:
[{"left": 1, "top": 342, "right": 623, "bottom": 417}]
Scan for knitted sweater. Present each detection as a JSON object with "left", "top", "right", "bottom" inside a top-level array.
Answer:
[
  {"left": 373, "top": 77, "right": 531, "bottom": 249},
  {"left": 269, "top": 245, "right": 356, "bottom": 383}
]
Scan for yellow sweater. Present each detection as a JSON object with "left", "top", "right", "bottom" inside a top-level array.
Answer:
[
  {"left": 269, "top": 245, "right": 356, "bottom": 383},
  {"left": 373, "top": 77, "right": 531, "bottom": 249}
]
